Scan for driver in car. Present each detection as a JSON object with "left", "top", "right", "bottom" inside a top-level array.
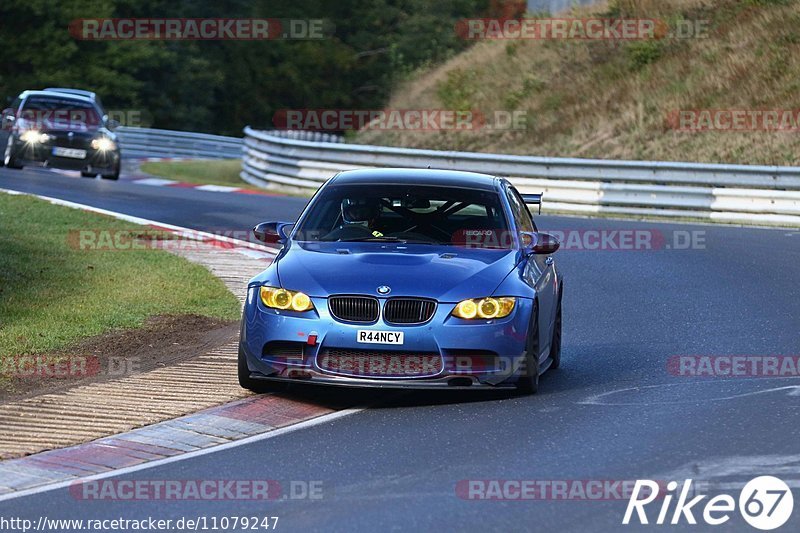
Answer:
[{"left": 324, "top": 198, "right": 385, "bottom": 241}]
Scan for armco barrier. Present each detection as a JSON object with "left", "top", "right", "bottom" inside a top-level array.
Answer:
[
  {"left": 117, "top": 127, "right": 342, "bottom": 160},
  {"left": 241, "top": 126, "right": 800, "bottom": 226},
  {"left": 117, "top": 127, "right": 243, "bottom": 159}
]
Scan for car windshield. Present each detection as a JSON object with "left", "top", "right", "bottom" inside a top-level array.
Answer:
[
  {"left": 20, "top": 96, "right": 101, "bottom": 127},
  {"left": 295, "top": 183, "right": 513, "bottom": 248}
]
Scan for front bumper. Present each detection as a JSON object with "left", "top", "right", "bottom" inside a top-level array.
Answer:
[
  {"left": 240, "top": 287, "right": 534, "bottom": 389},
  {"left": 10, "top": 138, "right": 120, "bottom": 173}
]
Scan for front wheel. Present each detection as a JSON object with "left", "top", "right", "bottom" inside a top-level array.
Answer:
[
  {"left": 4, "top": 137, "right": 22, "bottom": 169},
  {"left": 102, "top": 160, "right": 120, "bottom": 180},
  {"left": 516, "top": 305, "right": 540, "bottom": 395},
  {"left": 238, "top": 342, "right": 287, "bottom": 393}
]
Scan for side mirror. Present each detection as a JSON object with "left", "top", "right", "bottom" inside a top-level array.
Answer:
[
  {"left": 1, "top": 108, "right": 15, "bottom": 128},
  {"left": 253, "top": 221, "right": 293, "bottom": 244},
  {"left": 520, "top": 232, "right": 560, "bottom": 255},
  {"left": 105, "top": 117, "right": 120, "bottom": 130}
]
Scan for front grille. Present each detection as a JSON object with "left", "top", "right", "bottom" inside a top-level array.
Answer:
[
  {"left": 328, "top": 296, "right": 379, "bottom": 323},
  {"left": 48, "top": 131, "right": 93, "bottom": 148},
  {"left": 384, "top": 298, "right": 437, "bottom": 324},
  {"left": 317, "top": 348, "right": 442, "bottom": 378}
]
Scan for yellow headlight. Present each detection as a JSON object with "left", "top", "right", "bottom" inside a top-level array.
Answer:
[
  {"left": 453, "top": 297, "right": 515, "bottom": 320},
  {"left": 478, "top": 298, "right": 500, "bottom": 319},
  {"left": 291, "top": 291, "right": 312, "bottom": 311},
  {"left": 272, "top": 289, "right": 292, "bottom": 309},
  {"left": 259, "top": 286, "right": 314, "bottom": 312},
  {"left": 498, "top": 297, "right": 515, "bottom": 317},
  {"left": 454, "top": 299, "right": 478, "bottom": 319}
]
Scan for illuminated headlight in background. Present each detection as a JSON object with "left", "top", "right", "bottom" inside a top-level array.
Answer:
[
  {"left": 20, "top": 130, "right": 52, "bottom": 144},
  {"left": 452, "top": 297, "right": 515, "bottom": 319},
  {"left": 260, "top": 286, "right": 314, "bottom": 312},
  {"left": 91, "top": 137, "right": 116, "bottom": 151}
]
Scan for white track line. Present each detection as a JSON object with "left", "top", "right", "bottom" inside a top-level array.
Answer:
[
  {"left": 0, "top": 408, "right": 363, "bottom": 503},
  {"left": 131, "top": 177, "right": 178, "bottom": 186},
  {"left": 194, "top": 184, "right": 243, "bottom": 193},
  {"left": 0, "top": 187, "right": 278, "bottom": 256}
]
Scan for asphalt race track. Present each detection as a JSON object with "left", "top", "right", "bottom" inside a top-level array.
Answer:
[{"left": 1, "top": 164, "right": 799, "bottom": 531}]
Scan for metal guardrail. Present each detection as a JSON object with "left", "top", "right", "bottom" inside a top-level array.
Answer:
[
  {"left": 117, "top": 127, "right": 341, "bottom": 159},
  {"left": 241, "top": 126, "right": 800, "bottom": 226},
  {"left": 117, "top": 127, "right": 243, "bottom": 159},
  {"left": 265, "top": 130, "right": 345, "bottom": 143}
]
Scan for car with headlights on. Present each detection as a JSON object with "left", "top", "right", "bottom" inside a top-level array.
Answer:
[
  {"left": 239, "top": 168, "right": 564, "bottom": 394},
  {"left": 1, "top": 90, "right": 120, "bottom": 179}
]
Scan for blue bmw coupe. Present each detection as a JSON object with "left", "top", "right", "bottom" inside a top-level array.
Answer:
[{"left": 239, "top": 169, "right": 563, "bottom": 394}]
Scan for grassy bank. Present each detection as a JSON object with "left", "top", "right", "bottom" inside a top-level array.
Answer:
[
  {"left": 140, "top": 159, "right": 245, "bottom": 187},
  {"left": 357, "top": 0, "right": 800, "bottom": 166},
  {"left": 140, "top": 159, "right": 314, "bottom": 197},
  {"left": 0, "top": 193, "right": 240, "bottom": 360}
]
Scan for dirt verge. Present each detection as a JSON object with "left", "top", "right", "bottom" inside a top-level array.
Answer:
[{"left": 0, "top": 315, "right": 238, "bottom": 402}]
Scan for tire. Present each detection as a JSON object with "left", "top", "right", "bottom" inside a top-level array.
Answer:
[
  {"left": 549, "top": 299, "right": 562, "bottom": 370},
  {"left": 238, "top": 342, "right": 287, "bottom": 393},
  {"left": 81, "top": 171, "right": 97, "bottom": 178},
  {"left": 516, "top": 304, "right": 540, "bottom": 395},
  {"left": 4, "top": 136, "right": 22, "bottom": 169},
  {"left": 101, "top": 160, "right": 120, "bottom": 180}
]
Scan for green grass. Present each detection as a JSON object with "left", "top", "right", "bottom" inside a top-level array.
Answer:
[
  {"left": 141, "top": 159, "right": 315, "bottom": 197},
  {"left": 140, "top": 159, "right": 245, "bottom": 187},
  {"left": 0, "top": 193, "right": 241, "bottom": 360}
]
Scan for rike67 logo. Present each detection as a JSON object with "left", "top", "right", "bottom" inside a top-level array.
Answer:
[{"left": 624, "top": 477, "right": 794, "bottom": 530}]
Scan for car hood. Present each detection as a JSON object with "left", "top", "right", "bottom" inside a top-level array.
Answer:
[{"left": 274, "top": 242, "right": 520, "bottom": 302}]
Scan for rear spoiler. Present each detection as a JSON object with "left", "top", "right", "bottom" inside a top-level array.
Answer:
[{"left": 521, "top": 193, "right": 543, "bottom": 215}]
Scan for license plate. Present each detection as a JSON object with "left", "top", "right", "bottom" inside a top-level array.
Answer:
[
  {"left": 52, "top": 147, "right": 87, "bottom": 159},
  {"left": 357, "top": 330, "right": 404, "bottom": 345}
]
